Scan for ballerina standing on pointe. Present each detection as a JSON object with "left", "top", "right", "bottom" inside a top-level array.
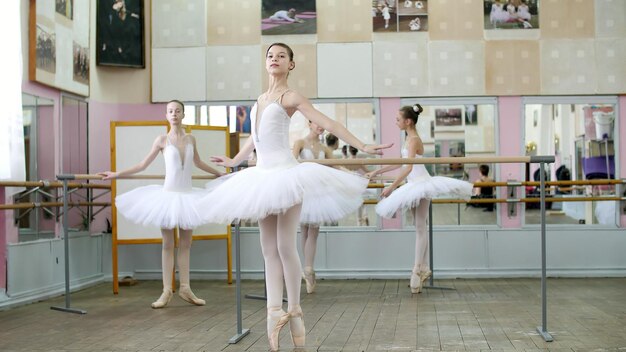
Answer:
[
  {"left": 198, "top": 43, "right": 392, "bottom": 351},
  {"left": 367, "top": 104, "right": 473, "bottom": 294},
  {"left": 292, "top": 120, "right": 333, "bottom": 294},
  {"left": 100, "top": 100, "right": 223, "bottom": 309}
]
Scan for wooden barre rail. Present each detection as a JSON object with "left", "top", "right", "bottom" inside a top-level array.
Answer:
[
  {"left": 0, "top": 202, "right": 110, "bottom": 210},
  {"left": 0, "top": 180, "right": 110, "bottom": 189},
  {"left": 363, "top": 196, "right": 625, "bottom": 205}
]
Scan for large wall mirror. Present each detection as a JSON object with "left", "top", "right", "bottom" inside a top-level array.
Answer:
[
  {"left": 400, "top": 98, "right": 498, "bottom": 227},
  {"left": 60, "top": 94, "right": 89, "bottom": 233},
  {"left": 18, "top": 93, "right": 56, "bottom": 241},
  {"left": 523, "top": 97, "right": 618, "bottom": 226}
]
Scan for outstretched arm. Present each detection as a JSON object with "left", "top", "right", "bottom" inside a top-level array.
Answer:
[
  {"left": 366, "top": 164, "right": 402, "bottom": 179},
  {"left": 292, "top": 93, "right": 392, "bottom": 155},
  {"left": 380, "top": 137, "right": 421, "bottom": 197},
  {"left": 210, "top": 135, "right": 255, "bottom": 168},
  {"left": 292, "top": 139, "right": 304, "bottom": 159},
  {"left": 99, "top": 135, "right": 163, "bottom": 180},
  {"left": 190, "top": 135, "right": 224, "bottom": 176}
]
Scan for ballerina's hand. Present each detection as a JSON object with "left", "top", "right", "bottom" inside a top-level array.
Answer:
[
  {"left": 365, "top": 171, "right": 377, "bottom": 180},
  {"left": 363, "top": 143, "right": 393, "bottom": 155},
  {"left": 210, "top": 156, "right": 235, "bottom": 168},
  {"left": 380, "top": 187, "right": 393, "bottom": 198},
  {"left": 98, "top": 171, "right": 118, "bottom": 180}
]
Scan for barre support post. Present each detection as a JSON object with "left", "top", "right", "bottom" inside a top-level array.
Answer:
[{"left": 50, "top": 174, "right": 86, "bottom": 315}]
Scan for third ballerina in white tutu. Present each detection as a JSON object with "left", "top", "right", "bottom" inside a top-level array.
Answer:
[{"left": 367, "top": 104, "right": 473, "bottom": 294}]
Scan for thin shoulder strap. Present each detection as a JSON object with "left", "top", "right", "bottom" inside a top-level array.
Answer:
[{"left": 276, "top": 89, "right": 291, "bottom": 104}]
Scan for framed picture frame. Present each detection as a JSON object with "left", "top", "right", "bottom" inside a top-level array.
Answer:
[
  {"left": 261, "top": 0, "right": 317, "bottom": 35},
  {"left": 96, "top": 0, "right": 145, "bottom": 68},
  {"left": 29, "top": 0, "right": 90, "bottom": 96},
  {"left": 435, "top": 108, "right": 462, "bottom": 127}
]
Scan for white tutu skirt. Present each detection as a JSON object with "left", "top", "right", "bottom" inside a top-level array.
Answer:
[
  {"left": 200, "top": 162, "right": 369, "bottom": 224},
  {"left": 376, "top": 177, "right": 473, "bottom": 218},
  {"left": 115, "top": 185, "right": 209, "bottom": 230}
]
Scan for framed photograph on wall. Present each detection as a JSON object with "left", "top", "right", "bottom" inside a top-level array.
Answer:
[
  {"left": 435, "top": 108, "right": 462, "bottom": 126},
  {"left": 96, "top": 0, "right": 145, "bottom": 68},
  {"left": 262, "top": 0, "right": 317, "bottom": 35},
  {"left": 373, "top": 0, "right": 429, "bottom": 33},
  {"left": 484, "top": 0, "right": 539, "bottom": 30},
  {"left": 29, "top": 0, "right": 90, "bottom": 96}
]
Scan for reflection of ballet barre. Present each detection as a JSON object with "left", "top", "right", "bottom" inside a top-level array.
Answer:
[
  {"left": 241, "top": 156, "right": 553, "bottom": 167},
  {"left": 60, "top": 174, "right": 220, "bottom": 180},
  {"left": 363, "top": 195, "right": 625, "bottom": 205}
]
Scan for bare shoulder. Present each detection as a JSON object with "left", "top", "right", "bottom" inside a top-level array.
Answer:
[
  {"left": 282, "top": 90, "right": 306, "bottom": 109},
  {"left": 184, "top": 133, "right": 197, "bottom": 144},
  {"left": 154, "top": 135, "right": 167, "bottom": 149}
]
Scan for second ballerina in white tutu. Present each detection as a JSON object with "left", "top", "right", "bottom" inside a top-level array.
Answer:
[
  {"left": 100, "top": 100, "right": 223, "bottom": 309},
  {"left": 367, "top": 104, "right": 473, "bottom": 294}
]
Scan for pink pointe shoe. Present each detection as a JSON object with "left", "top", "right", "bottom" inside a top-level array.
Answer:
[
  {"left": 151, "top": 288, "right": 173, "bottom": 308},
  {"left": 178, "top": 284, "right": 206, "bottom": 306},
  {"left": 303, "top": 267, "right": 316, "bottom": 294},
  {"left": 289, "top": 305, "right": 306, "bottom": 348},
  {"left": 267, "top": 307, "right": 289, "bottom": 351},
  {"left": 420, "top": 269, "right": 432, "bottom": 286},
  {"left": 410, "top": 271, "right": 422, "bottom": 294}
]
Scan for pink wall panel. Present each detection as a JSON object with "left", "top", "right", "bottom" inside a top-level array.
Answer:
[
  {"left": 498, "top": 96, "right": 524, "bottom": 228},
  {"left": 88, "top": 101, "right": 166, "bottom": 232},
  {"left": 0, "top": 187, "right": 6, "bottom": 290},
  {"left": 617, "top": 95, "right": 626, "bottom": 227},
  {"left": 379, "top": 98, "right": 402, "bottom": 229}
]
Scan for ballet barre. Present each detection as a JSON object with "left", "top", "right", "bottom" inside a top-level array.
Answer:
[{"left": 230, "top": 155, "right": 556, "bottom": 342}]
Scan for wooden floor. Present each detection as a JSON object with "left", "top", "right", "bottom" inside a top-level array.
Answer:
[{"left": 1, "top": 278, "right": 625, "bottom": 351}]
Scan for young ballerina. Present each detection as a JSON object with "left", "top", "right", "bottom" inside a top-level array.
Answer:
[
  {"left": 367, "top": 104, "right": 473, "bottom": 294},
  {"left": 292, "top": 120, "right": 333, "bottom": 294},
  {"left": 199, "top": 43, "right": 391, "bottom": 351},
  {"left": 100, "top": 100, "right": 223, "bottom": 308}
]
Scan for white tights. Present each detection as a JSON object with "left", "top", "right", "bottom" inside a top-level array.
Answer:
[
  {"left": 301, "top": 224, "right": 319, "bottom": 269},
  {"left": 259, "top": 204, "right": 302, "bottom": 310},
  {"left": 160, "top": 228, "right": 193, "bottom": 290},
  {"left": 412, "top": 199, "right": 430, "bottom": 273}
]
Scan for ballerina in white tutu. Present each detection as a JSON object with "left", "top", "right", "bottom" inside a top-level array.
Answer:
[
  {"left": 200, "top": 43, "right": 392, "bottom": 351},
  {"left": 100, "top": 100, "right": 223, "bottom": 309},
  {"left": 367, "top": 104, "right": 473, "bottom": 294},
  {"left": 292, "top": 120, "right": 333, "bottom": 294}
]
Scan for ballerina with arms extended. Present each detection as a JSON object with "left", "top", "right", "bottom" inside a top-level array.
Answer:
[
  {"left": 100, "top": 100, "right": 223, "bottom": 309},
  {"left": 199, "top": 43, "right": 391, "bottom": 351}
]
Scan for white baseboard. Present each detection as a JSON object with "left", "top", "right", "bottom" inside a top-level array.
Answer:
[{"left": 0, "top": 274, "right": 105, "bottom": 310}]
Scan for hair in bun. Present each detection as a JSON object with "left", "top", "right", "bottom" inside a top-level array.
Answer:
[{"left": 400, "top": 103, "right": 423, "bottom": 125}]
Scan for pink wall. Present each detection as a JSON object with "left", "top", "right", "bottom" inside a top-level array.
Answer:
[
  {"left": 379, "top": 98, "right": 402, "bottom": 229},
  {"left": 88, "top": 101, "right": 167, "bottom": 232},
  {"left": 0, "top": 186, "right": 6, "bottom": 290},
  {"left": 498, "top": 97, "right": 524, "bottom": 228},
  {"left": 616, "top": 95, "right": 626, "bottom": 227}
]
